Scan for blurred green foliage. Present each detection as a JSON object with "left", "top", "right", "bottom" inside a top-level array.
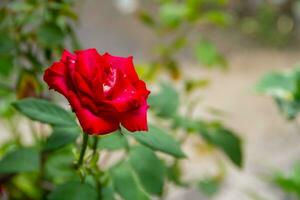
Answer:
[
  {"left": 273, "top": 162, "right": 300, "bottom": 199},
  {"left": 237, "top": 0, "right": 298, "bottom": 46},
  {"left": 258, "top": 66, "right": 300, "bottom": 198},
  {"left": 136, "top": 0, "right": 229, "bottom": 80},
  {"left": 0, "top": 0, "right": 79, "bottom": 117},
  {"left": 0, "top": 0, "right": 245, "bottom": 199},
  {"left": 257, "top": 66, "right": 300, "bottom": 120}
]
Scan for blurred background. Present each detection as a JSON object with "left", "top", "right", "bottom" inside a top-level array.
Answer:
[
  {"left": 76, "top": 1, "right": 300, "bottom": 199},
  {"left": 2, "top": 0, "right": 300, "bottom": 199}
]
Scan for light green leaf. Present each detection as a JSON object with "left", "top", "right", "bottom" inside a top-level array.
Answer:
[
  {"left": 159, "top": 2, "right": 188, "bottom": 28},
  {"left": 129, "top": 146, "right": 166, "bottom": 196},
  {"left": 132, "top": 125, "right": 185, "bottom": 158},
  {"left": 98, "top": 131, "right": 128, "bottom": 151},
  {"left": 110, "top": 162, "right": 150, "bottom": 200},
  {"left": 198, "top": 177, "right": 220, "bottom": 197},
  {"left": 195, "top": 40, "right": 226, "bottom": 68},
  {"left": 0, "top": 147, "right": 40, "bottom": 174},
  {"left": 201, "top": 11, "right": 232, "bottom": 26},
  {"left": 256, "top": 71, "right": 295, "bottom": 100},
  {"left": 149, "top": 83, "right": 179, "bottom": 118},
  {"left": 12, "top": 98, "right": 76, "bottom": 126},
  {"left": 47, "top": 181, "right": 98, "bottom": 200}
]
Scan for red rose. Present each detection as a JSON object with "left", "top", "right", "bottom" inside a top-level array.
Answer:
[{"left": 43, "top": 49, "right": 150, "bottom": 135}]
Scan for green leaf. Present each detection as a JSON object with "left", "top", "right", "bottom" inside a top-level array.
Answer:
[
  {"left": 13, "top": 174, "right": 42, "bottom": 199},
  {"left": 198, "top": 177, "right": 220, "bottom": 197},
  {"left": 47, "top": 181, "right": 98, "bottom": 200},
  {"left": 201, "top": 11, "right": 232, "bottom": 26},
  {"left": 159, "top": 3, "right": 188, "bottom": 28},
  {"left": 129, "top": 146, "right": 166, "bottom": 195},
  {"left": 132, "top": 125, "right": 185, "bottom": 158},
  {"left": 0, "top": 54, "right": 14, "bottom": 76},
  {"left": 37, "top": 23, "right": 64, "bottom": 47},
  {"left": 273, "top": 162, "right": 300, "bottom": 197},
  {"left": 274, "top": 98, "right": 300, "bottom": 120},
  {"left": 45, "top": 147, "right": 76, "bottom": 184},
  {"left": 198, "top": 123, "right": 243, "bottom": 167},
  {"left": 138, "top": 11, "right": 156, "bottom": 27},
  {"left": 102, "top": 183, "right": 116, "bottom": 200},
  {"left": 44, "top": 126, "right": 80, "bottom": 152},
  {"left": 149, "top": 83, "right": 179, "bottom": 118},
  {"left": 195, "top": 40, "right": 226, "bottom": 68},
  {"left": 256, "top": 71, "right": 295, "bottom": 100},
  {"left": 0, "top": 32, "right": 15, "bottom": 54},
  {"left": 110, "top": 162, "right": 150, "bottom": 200},
  {"left": 12, "top": 98, "right": 75, "bottom": 126},
  {"left": 0, "top": 147, "right": 40, "bottom": 174},
  {"left": 98, "top": 131, "right": 128, "bottom": 151},
  {"left": 256, "top": 67, "right": 300, "bottom": 120}
]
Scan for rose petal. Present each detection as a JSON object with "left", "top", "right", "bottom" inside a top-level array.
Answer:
[
  {"left": 102, "top": 53, "right": 139, "bottom": 82},
  {"left": 68, "top": 91, "right": 119, "bottom": 135},
  {"left": 61, "top": 49, "right": 76, "bottom": 63},
  {"left": 121, "top": 102, "right": 149, "bottom": 132},
  {"left": 73, "top": 72, "right": 94, "bottom": 98},
  {"left": 43, "top": 62, "right": 69, "bottom": 97},
  {"left": 75, "top": 48, "right": 101, "bottom": 79}
]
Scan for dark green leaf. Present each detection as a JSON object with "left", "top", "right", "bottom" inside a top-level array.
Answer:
[
  {"left": 129, "top": 146, "right": 166, "bottom": 195},
  {"left": 149, "top": 83, "right": 179, "bottom": 118},
  {"left": 0, "top": 33, "right": 15, "bottom": 54},
  {"left": 198, "top": 123, "right": 243, "bottom": 167},
  {"left": 44, "top": 126, "right": 80, "bottom": 152},
  {"left": 45, "top": 147, "right": 76, "bottom": 184},
  {"left": 132, "top": 125, "right": 185, "bottom": 158},
  {"left": 47, "top": 181, "right": 98, "bottom": 200},
  {"left": 12, "top": 98, "right": 76, "bottom": 126},
  {"left": 98, "top": 131, "right": 128, "bottom": 151},
  {"left": 0, "top": 54, "right": 14, "bottom": 76},
  {"left": 37, "top": 23, "right": 64, "bottom": 47},
  {"left": 110, "top": 162, "right": 150, "bottom": 200},
  {"left": 138, "top": 11, "right": 156, "bottom": 27},
  {"left": 0, "top": 147, "right": 40, "bottom": 174}
]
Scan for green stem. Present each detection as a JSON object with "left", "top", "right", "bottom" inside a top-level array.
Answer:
[
  {"left": 92, "top": 136, "right": 99, "bottom": 158},
  {"left": 77, "top": 133, "right": 89, "bottom": 168},
  {"left": 90, "top": 136, "right": 102, "bottom": 199}
]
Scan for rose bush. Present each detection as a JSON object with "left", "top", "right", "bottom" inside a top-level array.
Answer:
[{"left": 44, "top": 49, "right": 150, "bottom": 135}]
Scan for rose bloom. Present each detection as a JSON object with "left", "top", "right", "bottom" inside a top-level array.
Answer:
[{"left": 44, "top": 49, "right": 150, "bottom": 135}]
